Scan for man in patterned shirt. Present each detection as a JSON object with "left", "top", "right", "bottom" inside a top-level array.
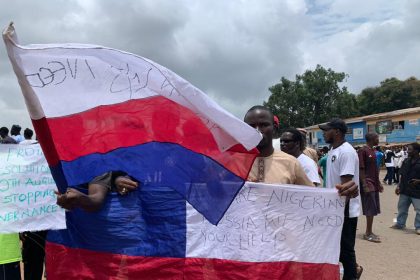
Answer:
[{"left": 244, "top": 105, "right": 358, "bottom": 201}]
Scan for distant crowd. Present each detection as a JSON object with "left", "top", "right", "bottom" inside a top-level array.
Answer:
[
  {"left": 344, "top": 145, "right": 407, "bottom": 185},
  {"left": 0, "top": 124, "right": 37, "bottom": 145},
  {"left": 361, "top": 145, "right": 408, "bottom": 184}
]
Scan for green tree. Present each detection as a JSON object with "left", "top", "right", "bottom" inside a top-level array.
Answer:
[
  {"left": 264, "top": 65, "right": 359, "bottom": 129},
  {"left": 357, "top": 77, "right": 420, "bottom": 115}
]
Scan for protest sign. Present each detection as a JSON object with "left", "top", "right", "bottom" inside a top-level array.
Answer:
[
  {"left": 0, "top": 144, "right": 65, "bottom": 233},
  {"left": 45, "top": 182, "right": 344, "bottom": 279},
  {"left": 187, "top": 182, "right": 345, "bottom": 266}
]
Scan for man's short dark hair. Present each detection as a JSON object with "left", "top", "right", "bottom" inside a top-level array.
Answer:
[
  {"left": 10, "top": 125, "right": 21, "bottom": 135},
  {"left": 365, "top": 132, "right": 378, "bottom": 141},
  {"left": 283, "top": 127, "right": 305, "bottom": 151},
  {"left": 0, "top": 127, "right": 9, "bottom": 135},
  {"left": 24, "top": 128, "right": 34, "bottom": 139},
  {"left": 246, "top": 105, "right": 274, "bottom": 120},
  {"left": 11, "top": 124, "right": 21, "bottom": 131}
]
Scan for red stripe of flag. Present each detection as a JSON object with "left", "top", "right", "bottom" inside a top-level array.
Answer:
[
  {"left": 46, "top": 242, "right": 339, "bottom": 280},
  {"left": 33, "top": 96, "right": 258, "bottom": 179}
]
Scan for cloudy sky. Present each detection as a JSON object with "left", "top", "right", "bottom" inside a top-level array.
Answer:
[{"left": 1, "top": 0, "right": 419, "bottom": 131}]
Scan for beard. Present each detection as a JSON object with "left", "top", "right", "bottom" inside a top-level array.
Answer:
[{"left": 257, "top": 137, "right": 270, "bottom": 150}]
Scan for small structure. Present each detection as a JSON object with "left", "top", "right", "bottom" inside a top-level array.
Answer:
[{"left": 305, "top": 107, "right": 420, "bottom": 148}]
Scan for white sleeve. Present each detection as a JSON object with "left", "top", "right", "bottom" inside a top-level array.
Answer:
[
  {"left": 306, "top": 162, "right": 321, "bottom": 184},
  {"left": 339, "top": 151, "right": 357, "bottom": 178},
  {"left": 300, "top": 157, "right": 321, "bottom": 184}
]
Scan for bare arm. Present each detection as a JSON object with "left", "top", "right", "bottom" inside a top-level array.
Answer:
[
  {"left": 359, "top": 167, "right": 367, "bottom": 191},
  {"left": 336, "top": 175, "right": 359, "bottom": 198},
  {"left": 340, "top": 174, "right": 353, "bottom": 185},
  {"left": 55, "top": 184, "right": 109, "bottom": 212}
]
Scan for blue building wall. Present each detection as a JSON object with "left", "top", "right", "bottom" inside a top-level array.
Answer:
[
  {"left": 383, "top": 118, "right": 420, "bottom": 143},
  {"left": 314, "top": 117, "right": 420, "bottom": 147},
  {"left": 345, "top": 122, "right": 366, "bottom": 144}
]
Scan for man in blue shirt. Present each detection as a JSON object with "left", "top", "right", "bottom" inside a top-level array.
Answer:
[{"left": 375, "top": 146, "right": 384, "bottom": 169}]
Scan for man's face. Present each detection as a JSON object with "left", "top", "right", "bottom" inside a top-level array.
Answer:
[
  {"left": 322, "top": 128, "right": 335, "bottom": 144},
  {"left": 280, "top": 132, "right": 299, "bottom": 155},
  {"left": 244, "top": 109, "right": 273, "bottom": 150}
]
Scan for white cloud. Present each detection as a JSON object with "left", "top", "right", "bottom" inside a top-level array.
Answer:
[
  {"left": 0, "top": 0, "right": 419, "bottom": 132},
  {"left": 302, "top": 0, "right": 420, "bottom": 93}
]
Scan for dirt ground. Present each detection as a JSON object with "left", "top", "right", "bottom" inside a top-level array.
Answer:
[{"left": 355, "top": 170, "right": 420, "bottom": 280}]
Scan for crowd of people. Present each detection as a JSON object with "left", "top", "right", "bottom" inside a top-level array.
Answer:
[
  {"left": 271, "top": 113, "right": 420, "bottom": 279},
  {"left": 0, "top": 125, "right": 37, "bottom": 145},
  {"left": 1, "top": 109, "right": 419, "bottom": 280}
]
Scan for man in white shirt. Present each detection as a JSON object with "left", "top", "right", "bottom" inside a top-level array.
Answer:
[
  {"left": 10, "top": 125, "right": 24, "bottom": 143},
  {"left": 297, "top": 128, "right": 319, "bottom": 163},
  {"left": 393, "top": 148, "right": 404, "bottom": 184},
  {"left": 320, "top": 118, "right": 362, "bottom": 280},
  {"left": 383, "top": 148, "right": 396, "bottom": 185},
  {"left": 19, "top": 128, "right": 38, "bottom": 145},
  {"left": 280, "top": 128, "right": 320, "bottom": 186}
]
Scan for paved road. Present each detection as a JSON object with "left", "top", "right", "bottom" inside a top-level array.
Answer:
[{"left": 355, "top": 170, "right": 419, "bottom": 280}]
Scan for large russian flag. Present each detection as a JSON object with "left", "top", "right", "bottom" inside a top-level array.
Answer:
[{"left": 3, "top": 23, "right": 261, "bottom": 225}]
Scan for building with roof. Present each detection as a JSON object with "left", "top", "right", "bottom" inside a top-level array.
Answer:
[{"left": 305, "top": 107, "right": 420, "bottom": 147}]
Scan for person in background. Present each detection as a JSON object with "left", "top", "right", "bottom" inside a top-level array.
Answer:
[
  {"left": 318, "top": 146, "right": 329, "bottom": 188},
  {"left": 391, "top": 142, "right": 420, "bottom": 235},
  {"left": 358, "top": 133, "right": 383, "bottom": 243},
  {"left": 19, "top": 128, "right": 38, "bottom": 145},
  {"left": 10, "top": 124, "right": 24, "bottom": 143},
  {"left": 375, "top": 146, "right": 384, "bottom": 169},
  {"left": 21, "top": 231, "right": 47, "bottom": 280},
  {"left": 383, "top": 147, "right": 396, "bottom": 185},
  {"left": 0, "top": 127, "right": 17, "bottom": 144},
  {"left": 402, "top": 146, "right": 408, "bottom": 159},
  {"left": 280, "top": 128, "right": 321, "bottom": 186},
  {"left": 297, "top": 128, "right": 318, "bottom": 163},
  {"left": 0, "top": 233, "right": 22, "bottom": 280},
  {"left": 393, "top": 147, "right": 404, "bottom": 184}
]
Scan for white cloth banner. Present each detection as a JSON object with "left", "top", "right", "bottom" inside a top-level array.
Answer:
[
  {"left": 187, "top": 182, "right": 345, "bottom": 264},
  {"left": 0, "top": 144, "right": 66, "bottom": 233}
]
